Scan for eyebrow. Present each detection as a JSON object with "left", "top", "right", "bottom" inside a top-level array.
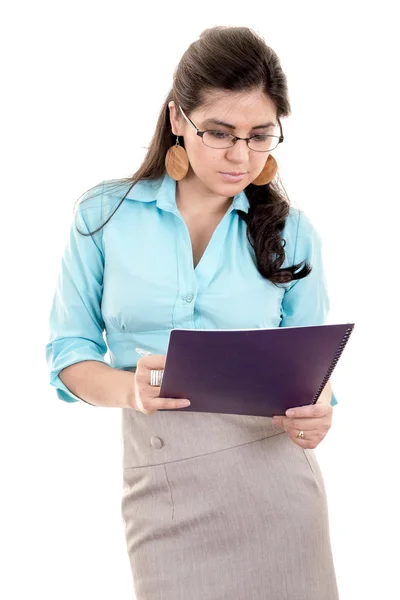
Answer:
[{"left": 201, "top": 118, "right": 276, "bottom": 130}]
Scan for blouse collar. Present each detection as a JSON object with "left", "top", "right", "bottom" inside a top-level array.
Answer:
[{"left": 124, "top": 172, "right": 250, "bottom": 214}]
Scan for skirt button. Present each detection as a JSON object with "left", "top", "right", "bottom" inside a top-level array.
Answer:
[{"left": 150, "top": 436, "right": 164, "bottom": 449}]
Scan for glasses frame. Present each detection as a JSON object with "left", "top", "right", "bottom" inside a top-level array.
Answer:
[{"left": 178, "top": 105, "right": 284, "bottom": 152}]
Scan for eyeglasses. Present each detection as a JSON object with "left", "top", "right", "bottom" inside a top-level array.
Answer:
[{"left": 178, "top": 105, "right": 284, "bottom": 152}]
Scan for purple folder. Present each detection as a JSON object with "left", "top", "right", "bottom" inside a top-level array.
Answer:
[{"left": 159, "top": 323, "right": 355, "bottom": 417}]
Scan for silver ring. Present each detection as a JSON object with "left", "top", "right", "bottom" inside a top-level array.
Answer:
[{"left": 150, "top": 369, "right": 164, "bottom": 386}]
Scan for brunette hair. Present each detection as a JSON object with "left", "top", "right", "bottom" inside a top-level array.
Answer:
[{"left": 77, "top": 26, "right": 312, "bottom": 285}]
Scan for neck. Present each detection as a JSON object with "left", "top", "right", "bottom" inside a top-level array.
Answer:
[{"left": 175, "top": 171, "right": 233, "bottom": 218}]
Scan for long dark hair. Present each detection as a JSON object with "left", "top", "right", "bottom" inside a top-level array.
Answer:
[{"left": 76, "top": 26, "right": 311, "bottom": 285}]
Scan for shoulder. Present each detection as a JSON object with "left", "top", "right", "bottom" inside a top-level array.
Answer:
[
  {"left": 102, "top": 177, "right": 164, "bottom": 208},
  {"left": 283, "top": 206, "right": 321, "bottom": 240},
  {"left": 74, "top": 177, "right": 163, "bottom": 230},
  {"left": 281, "top": 206, "right": 323, "bottom": 265},
  {"left": 73, "top": 181, "right": 104, "bottom": 233}
]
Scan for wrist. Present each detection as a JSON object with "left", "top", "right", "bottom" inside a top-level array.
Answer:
[
  {"left": 316, "top": 380, "right": 332, "bottom": 405},
  {"left": 120, "top": 369, "right": 137, "bottom": 409}
]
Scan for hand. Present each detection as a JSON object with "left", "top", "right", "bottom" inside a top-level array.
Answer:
[
  {"left": 132, "top": 354, "right": 191, "bottom": 414},
  {"left": 271, "top": 403, "right": 333, "bottom": 449}
]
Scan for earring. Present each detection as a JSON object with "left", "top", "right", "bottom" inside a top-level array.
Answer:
[
  {"left": 251, "top": 155, "right": 278, "bottom": 185},
  {"left": 165, "top": 136, "right": 189, "bottom": 181}
]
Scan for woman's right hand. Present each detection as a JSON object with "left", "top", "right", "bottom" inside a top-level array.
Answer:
[{"left": 131, "top": 354, "right": 191, "bottom": 414}]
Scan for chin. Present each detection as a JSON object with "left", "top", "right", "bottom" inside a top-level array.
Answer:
[
  {"left": 216, "top": 179, "right": 248, "bottom": 193},
  {"left": 194, "top": 171, "right": 248, "bottom": 196},
  {"left": 210, "top": 182, "right": 246, "bottom": 197}
]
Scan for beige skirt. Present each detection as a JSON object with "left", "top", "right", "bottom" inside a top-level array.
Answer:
[{"left": 120, "top": 392, "right": 339, "bottom": 600}]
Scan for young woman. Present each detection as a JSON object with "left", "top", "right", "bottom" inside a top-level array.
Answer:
[{"left": 46, "top": 26, "right": 339, "bottom": 600}]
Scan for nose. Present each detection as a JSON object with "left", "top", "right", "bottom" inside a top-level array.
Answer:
[{"left": 225, "top": 138, "right": 250, "bottom": 164}]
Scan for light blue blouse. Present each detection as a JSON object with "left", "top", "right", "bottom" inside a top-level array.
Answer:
[{"left": 45, "top": 172, "right": 337, "bottom": 407}]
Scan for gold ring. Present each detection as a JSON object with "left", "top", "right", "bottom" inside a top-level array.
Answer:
[{"left": 297, "top": 430, "right": 305, "bottom": 439}]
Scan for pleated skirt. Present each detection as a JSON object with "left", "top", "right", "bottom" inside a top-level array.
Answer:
[{"left": 120, "top": 403, "right": 339, "bottom": 600}]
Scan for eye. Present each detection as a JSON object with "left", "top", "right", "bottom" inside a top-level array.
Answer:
[
  {"left": 251, "top": 135, "right": 270, "bottom": 142},
  {"left": 208, "top": 131, "right": 231, "bottom": 139}
]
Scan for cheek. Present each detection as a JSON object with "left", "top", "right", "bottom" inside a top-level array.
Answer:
[
  {"left": 187, "top": 144, "right": 219, "bottom": 172},
  {"left": 252, "top": 155, "right": 269, "bottom": 172}
]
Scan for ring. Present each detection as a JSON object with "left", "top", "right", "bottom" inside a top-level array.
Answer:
[
  {"left": 297, "top": 430, "right": 305, "bottom": 439},
  {"left": 150, "top": 369, "right": 164, "bottom": 386}
]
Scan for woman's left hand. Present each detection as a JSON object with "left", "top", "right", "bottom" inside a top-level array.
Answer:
[{"left": 271, "top": 382, "right": 333, "bottom": 449}]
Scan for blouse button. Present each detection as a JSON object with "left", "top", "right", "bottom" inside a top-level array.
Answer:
[
  {"left": 184, "top": 293, "right": 194, "bottom": 302},
  {"left": 150, "top": 436, "right": 164, "bottom": 449}
]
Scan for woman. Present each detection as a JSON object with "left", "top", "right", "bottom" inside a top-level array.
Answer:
[{"left": 46, "top": 26, "right": 339, "bottom": 599}]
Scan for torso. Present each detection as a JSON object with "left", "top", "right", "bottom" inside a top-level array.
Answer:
[{"left": 183, "top": 213, "right": 226, "bottom": 269}]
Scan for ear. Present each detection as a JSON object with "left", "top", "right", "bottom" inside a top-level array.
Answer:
[{"left": 168, "top": 101, "right": 185, "bottom": 137}]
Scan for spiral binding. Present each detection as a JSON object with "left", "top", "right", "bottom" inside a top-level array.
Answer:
[{"left": 312, "top": 326, "right": 353, "bottom": 404}]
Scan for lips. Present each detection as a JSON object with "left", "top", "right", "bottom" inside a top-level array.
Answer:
[
  {"left": 219, "top": 172, "right": 247, "bottom": 183},
  {"left": 221, "top": 172, "right": 246, "bottom": 175}
]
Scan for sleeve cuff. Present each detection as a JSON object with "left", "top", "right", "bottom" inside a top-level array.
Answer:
[{"left": 53, "top": 374, "right": 84, "bottom": 403}]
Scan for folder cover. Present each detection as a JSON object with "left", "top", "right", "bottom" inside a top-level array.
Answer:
[{"left": 159, "top": 323, "right": 355, "bottom": 417}]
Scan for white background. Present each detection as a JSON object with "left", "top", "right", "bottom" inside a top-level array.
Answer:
[{"left": 2, "top": 1, "right": 399, "bottom": 598}]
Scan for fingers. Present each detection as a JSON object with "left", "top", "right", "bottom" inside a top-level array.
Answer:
[
  {"left": 276, "top": 417, "right": 316, "bottom": 431},
  {"left": 291, "top": 436, "right": 318, "bottom": 450},
  {"left": 133, "top": 360, "right": 191, "bottom": 414},
  {"left": 277, "top": 416, "right": 330, "bottom": 450},
  {"left": 285, "top": 404, "right": 329, "bottom": 419},
  {"left": 139, "top": 396, "right": 191, "bottom": 415},
  {"left": 137, "top": 355, "right": 167, "bottom": 370},
  {"left": 152, "top": 397, "right": 191, "bottom": 411}
]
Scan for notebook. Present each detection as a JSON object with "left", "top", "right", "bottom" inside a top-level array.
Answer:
[{"left": 159, "top": 323, "right": 355, "bottom": 417}]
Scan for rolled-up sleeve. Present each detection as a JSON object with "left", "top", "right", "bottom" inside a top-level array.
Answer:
[
  {"left": 279, "top": 210, "right": 338, "bottom": 407},
  {"left": 45, "top": 184, "right": 109, "bottom": 403}
]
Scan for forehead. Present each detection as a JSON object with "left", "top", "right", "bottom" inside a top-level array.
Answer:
[{"left": 194, "top": 88, "right": 277, "bottom": 124}]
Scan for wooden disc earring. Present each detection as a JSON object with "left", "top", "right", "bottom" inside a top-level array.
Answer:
[
  {"left": 251, "top": 155, "right": 278, "bottom": 185},
  {"left": 165, "top": 136, "right": 189, "bottom": 181}
]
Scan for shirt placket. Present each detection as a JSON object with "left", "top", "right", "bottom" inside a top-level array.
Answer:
[
  {"left": 169, "top": 205, "right": 236, "bottom": 329},
  {"left": 171, "top": 209, "right": 198, "bottom": 328}
]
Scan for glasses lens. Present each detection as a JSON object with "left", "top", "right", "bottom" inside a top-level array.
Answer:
[
  {"left": 202, "top": 131, "right": 235, "bottom": 149},
  {"left": 248, "top": 135, "right": 280, "bottom": 152},
  {"left": 202, "top": 131, "right": 281, "bottom": 151}
]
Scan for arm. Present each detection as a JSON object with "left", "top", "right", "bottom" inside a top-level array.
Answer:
[
  {"left": 279, "top": 210, "right": 338, "bottom": 407},
  {"left": 45, "top": 184, "right": 135, "bottom": 408},
  {"left": 58, "top": 361, "right": 136, "bottom": 408}
]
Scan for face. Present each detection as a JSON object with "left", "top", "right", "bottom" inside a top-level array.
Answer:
[{"left": 168, "top": 88, "right": 278, "bottom": 196}]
